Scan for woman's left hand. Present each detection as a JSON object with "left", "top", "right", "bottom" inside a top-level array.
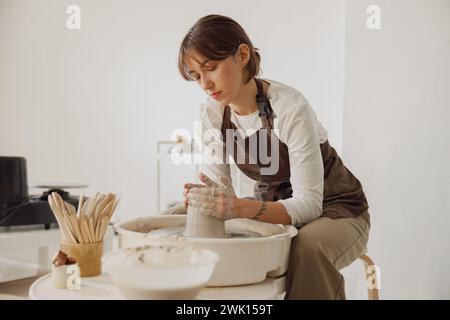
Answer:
[{"left": 187, "top": 174, "right": 239, "bottom": 220}]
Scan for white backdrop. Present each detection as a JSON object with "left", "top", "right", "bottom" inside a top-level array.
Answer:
[
  {"left": 342, "top": 0, "right": 450, "bottom": 299},
  {"left": 0, "top": 0, "right": 345, "bottom": 218},
  {"left": 1, "top": 0, "right": 448, "bottom": 299}
]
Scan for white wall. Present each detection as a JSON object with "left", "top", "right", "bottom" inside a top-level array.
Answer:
[
  {"left": 343, "top": 0, "right": 450, "bottom": 299},
  {"left": 4, "top": 0, "right": 449, "bottom": 300},
  {"left": 0, "top": 0, "right": 346, "bottom": 221}
]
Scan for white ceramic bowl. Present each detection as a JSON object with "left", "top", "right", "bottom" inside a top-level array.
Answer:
[{"left": 102, "top": 244, "right": 219, "bottom": 299}]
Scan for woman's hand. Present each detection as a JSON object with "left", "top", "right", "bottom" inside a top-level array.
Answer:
[
  {"left": 183, "top": 182, "right": 205, "bottom": 208},
  {"left": 187, "top": 173, "right": 239, "bottom": 221},
  {"left": 183, "top": 172, "right": 217, "bottom": 208}
]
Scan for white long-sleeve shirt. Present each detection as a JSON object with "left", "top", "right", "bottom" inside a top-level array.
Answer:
[{"left": 193, "top": 79, "right": 328, "bottom": 227}]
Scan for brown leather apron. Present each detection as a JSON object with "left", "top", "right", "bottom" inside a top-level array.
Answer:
[{"left": 220, "top": 78, "right": 369, "bottom": 220}]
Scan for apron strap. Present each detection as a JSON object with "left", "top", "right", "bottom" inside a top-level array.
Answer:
[
  {"left": 221, "top": 105, "right": 232, "bottom": 135},
  {"left": 255, "top": 78, "right": 273, "bottom": 129}
]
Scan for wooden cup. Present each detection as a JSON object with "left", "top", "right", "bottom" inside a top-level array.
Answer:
[{"left": 60, "top": 241, "right": 103, "bottom": 277}]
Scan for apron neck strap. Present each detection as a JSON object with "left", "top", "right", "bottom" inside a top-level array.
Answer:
[{"left": 255, "top": 78, "right": 272, "bottom": 118}]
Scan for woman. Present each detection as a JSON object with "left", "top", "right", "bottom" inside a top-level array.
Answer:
[{"left": 179, "top": 14, "right": 370, "bottom": 300}]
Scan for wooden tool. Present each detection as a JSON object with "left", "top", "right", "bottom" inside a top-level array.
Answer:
[{"left": 48, "top": 192, "right": 118, "bottom": 244}]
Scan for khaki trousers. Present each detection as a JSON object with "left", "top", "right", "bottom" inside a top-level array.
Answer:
[{"left": 285, "top": 211, "right": 371, "bottom": 300}]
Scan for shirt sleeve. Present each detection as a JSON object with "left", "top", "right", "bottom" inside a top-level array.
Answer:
[
  {"left": 194, "top": 102, "right": 231, "bottom": 182},
  {"left": 277, "top": 102, "right": 324, "bottom": 227}
]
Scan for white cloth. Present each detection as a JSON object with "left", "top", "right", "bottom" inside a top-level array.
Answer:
[{"left": 193, "top": 79, "right": 328, "bottom": 227}]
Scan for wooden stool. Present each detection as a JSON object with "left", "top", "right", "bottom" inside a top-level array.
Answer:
[{"left": 358, "top": 248, "right": 380, "bottom": 300}]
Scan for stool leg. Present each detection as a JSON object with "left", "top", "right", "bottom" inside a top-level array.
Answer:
[{"left": 359, "top": 254, "right": 380, "bottom": 300}]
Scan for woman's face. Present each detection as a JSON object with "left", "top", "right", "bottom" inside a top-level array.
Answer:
[{"left": 184, "top": 46, "right": 249, "bottom": 105}]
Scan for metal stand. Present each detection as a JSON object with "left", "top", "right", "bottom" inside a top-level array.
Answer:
[{"left": 156, "top": 139, "right": 198, "bottom": 212}]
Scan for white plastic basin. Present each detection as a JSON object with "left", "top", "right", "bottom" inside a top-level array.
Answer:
[
  {"left": 114, "top": 215, "right": 298, "bottom": 286},
  {"left": 102, "top": 244, "right": 219, "bottom": 299}
]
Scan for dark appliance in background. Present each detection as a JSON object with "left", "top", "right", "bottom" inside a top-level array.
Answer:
[{"left": 0, "top": 156, "right": 84, "bottom": 229}]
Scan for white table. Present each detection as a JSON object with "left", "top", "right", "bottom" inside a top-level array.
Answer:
[
  {"left": 29, "top": 272, "right": 286, "bottom": 300},
  {"left": 0, "top": 228, "right": 61, "bottom": 273},
  {"left": 0, "top": 227, "right": 114, "bottom": 282}
]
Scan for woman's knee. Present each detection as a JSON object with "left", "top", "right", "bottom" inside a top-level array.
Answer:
[{"left": 292, "top": 230, "right": 326, "bottom": 259}]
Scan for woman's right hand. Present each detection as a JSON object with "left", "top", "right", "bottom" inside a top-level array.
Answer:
[
  {"left": 183, "top": 182, "right": 205, "bottom": 208},
  {"left": 183, "top": 172, "right": 219, "bottom": 208}
]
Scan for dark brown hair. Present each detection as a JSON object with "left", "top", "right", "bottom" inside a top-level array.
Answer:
[{"left": 178, "top": 15, "right": 261, "bottom": 83}]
